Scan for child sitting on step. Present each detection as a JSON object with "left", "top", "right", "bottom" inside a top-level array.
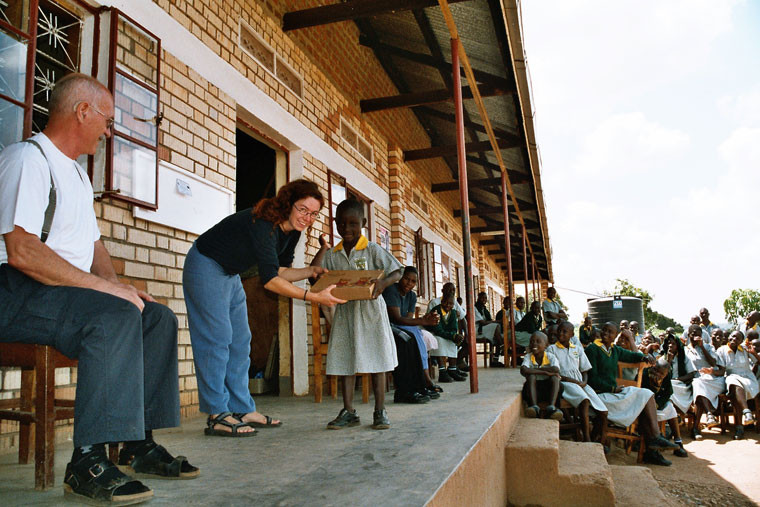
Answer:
[
  {"left": 548, "top": 321, "right": 608, "bottom": 443},
  {"left": 313, "top": 199, "right": 403, "bottom": 430},
  {"left": 520, "top": 332, "right": 563, "bottom": 420}
]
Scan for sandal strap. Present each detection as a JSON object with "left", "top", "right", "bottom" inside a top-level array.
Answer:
[{"left": 208, "top": 412, "right": 249, "bottom": 433}]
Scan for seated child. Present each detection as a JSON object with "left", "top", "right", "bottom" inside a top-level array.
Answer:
[
  {"left": 630, "top": 321, "right": 643, "bottom": 346},
  {"left": 684, "top": 324, "right": 726, "bottom": 440},
  {"left": 520, "top": 332, "right": 563, "bottom": 420},
  {"left": 638, "top": 332, "right": 660, "bottom": 355},
  {"left": 426, "top": 294, "right": 466, "bottom": 383},
  {"left": 641, "top": 360, "right": 689, "bottom": 464},
  {"left": 548, "top": 322, "right": 608, "bottom": 443},
  {"left": 514, "top": 301, "right": 543, "bottom": 349},
  {"left": 315, "top": 199, "right": 403, "bottom": 430},
  {"left": 579, "top": 316, "right": 595, "bottom": 347},
  {"left": 585, "top": 322, "right": 679, "bottom": 458},
  {"left": 545, "top": 324, "right": 559, "bottom": 345},
  {"left": 660, "top": 334, "right": 697, "bottom": 416},
  {"left": 474, "top": 292, "right": 505, "bottom": 367},
  {"left": 715, "top": 331, "right": 760, "bottom": 439},
  {"left": 711, "top": 328, "right": 727, "bottom": 348},
  {"left": 586, "top": 327, "right": 601, "bottom": 349}
]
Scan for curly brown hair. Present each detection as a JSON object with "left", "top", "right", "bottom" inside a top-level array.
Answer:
[{"left": 252, "top": 178, "right": 324, "bottom": 224}]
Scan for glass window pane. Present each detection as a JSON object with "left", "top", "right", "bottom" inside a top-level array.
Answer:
[
  {"left": 116, "top": 17, "right": 158, "bottom": 88},
  {"left": 113, "top": 136, "right": 156, "bottom": 206},
  {"left": 0, "top": 96, "right": 23, "bottom": 150},
  {"left": 0, "top": 28, "right": 28, "bottom": 102},
  {"left": 114, "top": 73, "right": 157, "bottom": 144},
  {"left": 0, "top": 0, "right": 31, "bottom": 33},
  {"left": 36, "top": 1, "right": 82, "bottom": 73}
]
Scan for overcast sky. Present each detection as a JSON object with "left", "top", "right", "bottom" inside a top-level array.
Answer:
[{"left": 519, "top": 0, "right": 760, "bottom": 327}]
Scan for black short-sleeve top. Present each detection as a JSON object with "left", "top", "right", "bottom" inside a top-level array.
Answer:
[{"left": 195, "top": 208, "right": 300, "bottom": 284}]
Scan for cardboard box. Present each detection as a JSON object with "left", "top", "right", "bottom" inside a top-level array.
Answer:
[{"left": 310, "top": 270, "right": 385, "bottom": 301}]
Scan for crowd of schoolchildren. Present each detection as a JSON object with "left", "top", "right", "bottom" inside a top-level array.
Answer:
[{"left": 315, "top": 198, "right": 759, "bottom": 469}]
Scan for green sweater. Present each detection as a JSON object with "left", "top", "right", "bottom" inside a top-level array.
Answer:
[
  {"left": 585, "top": 342, "right": 645, "bottom": 394},
  {"left": 641, "top": 368, "right": 674, "bottom": 411},
  {"left": 426, "top": 305, "right": 459, "bottom": 341}
]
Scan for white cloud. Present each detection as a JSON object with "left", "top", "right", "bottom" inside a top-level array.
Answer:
[
  {"left": 572, "top": 112, "right": 690, "bottom": 176},
  {"left": 717, "top": 88, "right": 760, "bottom": 127}
]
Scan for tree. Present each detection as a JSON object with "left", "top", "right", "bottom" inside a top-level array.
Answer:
[
  {"left": 723, "top": 289, "right": 760, "bottom": 327},
  {"left": 602, "top": 278, "right": 683, "bottom": 333}
]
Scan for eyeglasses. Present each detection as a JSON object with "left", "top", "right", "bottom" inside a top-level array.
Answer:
[
  {"left": 294, "top": 204, "right": 320, "bottom": 220},
  {"left": 75, "top": 101, "right": 115, "bottom": 129}
]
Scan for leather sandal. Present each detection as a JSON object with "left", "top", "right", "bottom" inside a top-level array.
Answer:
[
  {"left": 64, "top": 449, "right": 153, "bottom": 505},
  {"left": 232, "top": 412, "right": 282, "bottom": 428},
  {"left": 117, "top": 440, "right": 200, "bottom": 480},
  {"left": 204, "top": 411, "right": 257, "bottom": 437}
]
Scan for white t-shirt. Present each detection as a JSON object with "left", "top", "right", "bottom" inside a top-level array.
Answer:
[{"left": 0, "top": 133, "right": 99, "bottom": 271}]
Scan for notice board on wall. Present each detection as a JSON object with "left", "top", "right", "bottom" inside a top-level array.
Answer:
[{"left": 133, "top": 161, "right": 234, "bottom": 236}]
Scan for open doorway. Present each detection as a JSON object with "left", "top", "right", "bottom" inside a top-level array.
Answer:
[{"left": 236, "top": 125, "right": 288, "bottom": 395}]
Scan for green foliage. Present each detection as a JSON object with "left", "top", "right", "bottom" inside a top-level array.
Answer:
[
  {"left": 602, "top": 278, "right": 682, "bottom": 333},
  {"left": 723, "top": 289, "right": 760, "bottom": 326}
]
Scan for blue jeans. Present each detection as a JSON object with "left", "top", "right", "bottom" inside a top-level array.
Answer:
[{"left": 183, "top": 243, "right": 256, "bottom": 415}]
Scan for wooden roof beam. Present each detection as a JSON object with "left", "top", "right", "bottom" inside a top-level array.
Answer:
[
  {"left": 283, "top": 0, "right": 470, "bottom": 31},
  {"left": 407, "top": 138, "right": 517, "bottom": 162},
  {"left": 453, "top": 205, "right": 513, "bottom": 218},
  {"left": 358, "top": 36, "right": 512, "bottom": 89},
  {"left": 361, "top": 84, "right": 513, "bottom": 113},
  {"left": 415, "top": 106, "right": 521, "bottom": 143}
]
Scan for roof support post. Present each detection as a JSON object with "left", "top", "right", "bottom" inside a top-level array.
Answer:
[
  {"left": 501, "top": 172, "right": 517, "bottom": 368},
  {"left": 452, "top": 37, "right": 477, "bottom": 393},
  {"left": 531, "top": 255, "right": 537, "bottom": 303},
  {"left": 522, "top": 225, "right": 529, "bottom": 304}
]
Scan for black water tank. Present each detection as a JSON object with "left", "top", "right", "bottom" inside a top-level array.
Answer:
[{"left": 587, "top": 296, "right": 645, "bottom": 330}]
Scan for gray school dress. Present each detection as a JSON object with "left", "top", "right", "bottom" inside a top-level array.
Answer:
[
  {"left": 668, "top": 354, "right": 697, "bottom": 413},
  {"left": 715, "top": 345, "right": 759, "bottom": 400},
  {"left": 547, "top": 342, "right": 607, "bottom": 413},
  {"left": 685, "top": 343, "right": 726, "bottom": 410},
  {"left": 322, "top": 237, "right": 401, "bottom": 376}
]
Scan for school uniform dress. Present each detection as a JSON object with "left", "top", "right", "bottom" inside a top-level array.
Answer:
[
  {"left": 474, "top": 304, "right": 499, "bottom": 342},
  {"left": 715, "top": 345, "right": 759, "bottom": 400},
  {"left": 685, "top": 342, "right": 726, "bottom": 410},
  {"left": 322, "top": 236, "right": 400, "bottom": 375},
  {"left": 426, "top": 305, "right": 460, "bottom": 359},
  {"left": 521, "top": 351, "right": 563, "bottom": 404},
  {"left": 585, "top": 340, "right": 653, "bottom": 427},
  {"left": 547, "top": 342, "right": 606, "bottom": 412},
  {"left": 514, "top": 313, "right": 543, "bottom": 347},
  {"left": 667, "top": 353, "right": 697, "bottom": 413}
]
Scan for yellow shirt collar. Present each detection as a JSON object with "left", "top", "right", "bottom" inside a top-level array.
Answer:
[
  {"left": 556, "top": 341, "right": 575, "bottom": 349},
  {"left": 441, "top": 308, "right": 449, "bottom": 317},
  {"left": 334, "top": 235, "right": 369, "bottom": 252},
  {"left": 530, "top": 352, "right": 551, "bottom": 367}
]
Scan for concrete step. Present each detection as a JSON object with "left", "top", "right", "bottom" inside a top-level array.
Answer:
[
  {"left": 609, "top": 465, "right": 672, "bottom": 507},
  {"left": 556, "top": 440, "right": 615, "bottom": 506},
  {"left": 505, "top": 418, "right": 616, "bottom": 506}
]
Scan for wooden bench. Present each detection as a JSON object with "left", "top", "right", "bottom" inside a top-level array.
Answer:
[{"left": 0, "top": 343, "right": 117, "bottom": 490}]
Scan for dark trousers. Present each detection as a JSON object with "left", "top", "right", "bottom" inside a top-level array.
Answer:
[
  {"left": 391, "top": 327, "right": 426, "bottom": 394},
  {"left": 0, "top": 264, "right": 179, "bottom": 447}
]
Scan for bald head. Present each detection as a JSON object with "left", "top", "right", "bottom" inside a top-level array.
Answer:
[{"left": 48, "top": 73, "right": 110, "bottom": 119}]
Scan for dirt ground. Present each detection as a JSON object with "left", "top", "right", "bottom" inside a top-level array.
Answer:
[{"left": 606, "top": 424, "right": 760, "bottom": 506}]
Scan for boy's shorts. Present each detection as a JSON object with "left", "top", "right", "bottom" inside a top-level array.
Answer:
[{"left": 522, "top": 376, "right": 563, "bottom": 405}]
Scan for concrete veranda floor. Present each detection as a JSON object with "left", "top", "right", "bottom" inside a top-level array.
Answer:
[{"left": 0, "top": 368, "right": 522, "bottom": 506}]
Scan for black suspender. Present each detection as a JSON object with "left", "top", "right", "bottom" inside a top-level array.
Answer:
[{"left": 22, "top": 139, "right": 57, "bottom": 243}]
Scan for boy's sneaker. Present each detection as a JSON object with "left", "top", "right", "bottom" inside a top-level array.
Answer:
[
  {"left": 327, "top": 408, "right": 360, "bottom": 429},
  {"left": 742, "top": 410, "right": 755, "bottom": 425},
  {"left": 673, "top": 445, "right": 688, "bottom": 458},
  {"left": 546, "top": 405, "right": 564, "bottom": 421},
  {"left": 691, "top": 427, "right": 703, "bottom": 440},
  {"left": 438, "top": 369, "right": 454, "bottom": 383},
  {"left": 449, "top": 370, "right": 466, "bottom": 382},
  {"left": 524, "top": 405, "right": 539, "bottom": 418},
  {"left": 372, "top": 409, "right": 390, "bottom": 430},
  {"left": 705, "top": 414, "right": 718, "bottom": 427},
  {"left": 646, "top": 435, "right": 680, "bottom": 450}
]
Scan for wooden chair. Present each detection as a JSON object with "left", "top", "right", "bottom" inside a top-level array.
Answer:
[
  {"left": 310, "top": 304, "right": 370, "bottom": 404},
  {"left": 717, "top": 392, "right": 760, "bottom": 434},
  {"left": 605, "top": 362, "right": 646, "bottom": 458},
  {"left": 475, "top": 338, "right": 492, "bottom": 368},
  {"left": 0, "top": 343, "right": 117, "bottom": 490}
]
